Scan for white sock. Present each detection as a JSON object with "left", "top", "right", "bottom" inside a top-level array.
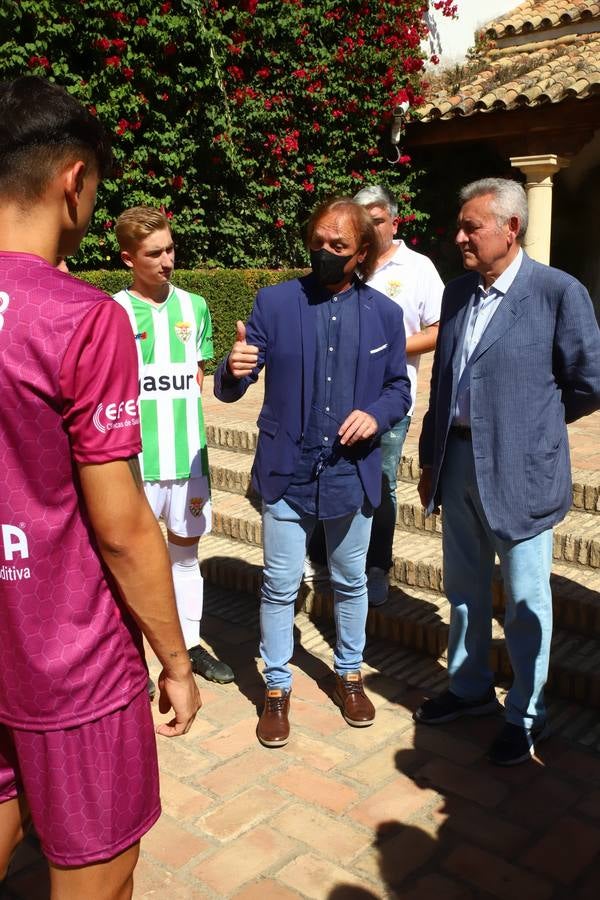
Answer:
[{"left": 168, "top": 541, "right": 203, "bottom": 650}]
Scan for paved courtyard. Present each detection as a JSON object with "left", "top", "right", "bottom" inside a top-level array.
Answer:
[{"left": 5, "top": 598, "right": 600, "bottom": 900}]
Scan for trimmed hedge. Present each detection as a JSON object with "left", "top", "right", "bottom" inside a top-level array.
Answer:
[{"left": 77, "top": 268, "right": 306, "bottom": 373}]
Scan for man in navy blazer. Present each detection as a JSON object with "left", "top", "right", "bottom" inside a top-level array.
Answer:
[
  {"left": 215, "top": 197, "right": 411, "bottom": 747},
  {"left": 416, "top": 178, "right": 600, "bottom": 765}
]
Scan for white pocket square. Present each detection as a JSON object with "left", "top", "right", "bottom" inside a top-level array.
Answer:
[{"left": 370, "top": 343, "right": 388, "bottom": 354}]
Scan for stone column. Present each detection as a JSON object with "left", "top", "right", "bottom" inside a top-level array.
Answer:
[{"left": 510, "top": 154, "right": 570, "bottom": 264}]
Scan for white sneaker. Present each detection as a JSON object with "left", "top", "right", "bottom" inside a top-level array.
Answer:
[
  {"left": 303, "top": 558, "right": 329, "bottom": 584},
  {"left": 367, "top": 567, "right": 389, "bottom": 606}
]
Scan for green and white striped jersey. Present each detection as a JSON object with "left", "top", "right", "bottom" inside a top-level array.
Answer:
[{"left": 113, "top": 285, "right": 213, "bottom": 482}]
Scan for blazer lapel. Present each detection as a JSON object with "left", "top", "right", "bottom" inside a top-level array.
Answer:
[
  {"left": 298, "top": 279, "right": 317, "bottom": 430},
  {"left": 354, "top": 283, "right": 374, "bottom": 407},
  {"left": 452, "top": 286, "right": 476, "bottom": 382},
  {"left": 469, "top": 257, "right": 531, "bottom": 365}
]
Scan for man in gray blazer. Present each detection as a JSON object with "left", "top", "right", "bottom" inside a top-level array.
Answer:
[{"left": 416, "top": 178, "right": 600, "bottom": 765}]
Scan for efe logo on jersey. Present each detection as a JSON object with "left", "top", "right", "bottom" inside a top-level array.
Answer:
[{"left": 93, "top": 398, "right": 139, "bottom": 434}]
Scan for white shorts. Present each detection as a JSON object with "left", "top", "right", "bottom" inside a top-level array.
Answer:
[{"left": 144, "top": 477, "right": 212, "bottom": 539}]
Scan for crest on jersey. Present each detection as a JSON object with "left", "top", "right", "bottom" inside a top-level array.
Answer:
[
  {"left": 174, "top": 321, "right": 192, "bottom": 344},
  {"left": 189, "top": 496, "right": 207, "bottom": 517},
  {"left": 386, "top": 279, "right": 403, "bottom": 299}
]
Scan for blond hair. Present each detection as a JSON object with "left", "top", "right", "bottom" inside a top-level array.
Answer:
[{"left": 115, "top": 206, "right": 171, "bottom": 251}]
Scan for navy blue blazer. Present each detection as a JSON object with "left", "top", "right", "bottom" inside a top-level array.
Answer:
[
  {"left": 214, "top": 274, "right": 411, "bottom": 507},
  {"left": 419, "top": 253, "right": 600, "bottom": 541}
]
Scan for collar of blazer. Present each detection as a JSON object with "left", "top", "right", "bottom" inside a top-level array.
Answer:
[{"left": 451, "top": 251, "right": 532, "bottom": 367}]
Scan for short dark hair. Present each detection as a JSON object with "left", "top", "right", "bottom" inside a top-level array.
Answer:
[
  {"left": 0, "top": 76, "right": 112, "bottom": 200},
  {"left": 305, "top": 197, "right": 379, "bottom": 282}
]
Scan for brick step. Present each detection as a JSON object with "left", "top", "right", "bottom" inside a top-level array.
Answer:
[
  {"left": 199, "top": 533, "right": 600, "bottom": 709},
  {"left": 206, "top": 425, "right": 600, "bottom": 514},
  {"left": 210, "top": 489, "right": 600, "bottom": 636},
  {"left": 209, "top": 450, "right": 600, "bottom": 570},
  {"left": 202, "top": 580, "right": 600, "bottom": 750}
]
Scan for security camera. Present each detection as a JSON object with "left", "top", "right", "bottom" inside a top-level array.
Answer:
[{"left": 393, "top": 100, "right": 410, "bottom": 117}]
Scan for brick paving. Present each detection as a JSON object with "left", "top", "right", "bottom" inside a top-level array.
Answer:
[
  {"left": 6, "top": 598, "right": 600, "bottom": 899},
  {"left": 4, "top": 357, "right": 600, "bottom": 899}
]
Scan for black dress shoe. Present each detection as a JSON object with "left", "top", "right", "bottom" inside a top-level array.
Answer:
[
  {"left": 487, "top": 721, "right": 551, "bottom": 766},
  {"left": 189, "top": 645, "right": 234, "bottom": 684}
]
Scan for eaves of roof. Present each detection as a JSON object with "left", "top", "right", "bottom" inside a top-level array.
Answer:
[
  {"left": 418, "top": 31, "right": 600, "bottom": 122},
  {"left": 486, "top": 1, "right": 600, "bottom": 39}
]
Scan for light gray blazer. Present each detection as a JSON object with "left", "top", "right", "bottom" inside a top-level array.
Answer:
[{"left": 419, "top": 253, "right": 600, "bottom": 541}]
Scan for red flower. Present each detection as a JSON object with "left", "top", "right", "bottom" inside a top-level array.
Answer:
[
  {"left": 164, "top": 42, "right": 177, "bottom": 56},
  {"left": 104, "top": 56, "right": 121, "bottom": 67},
  {"left": 430, "top": 54, "right": 440, "bottom": 65},
  {"left": 399, "top": 155, "right": 412, "bottom": 165},
  {"left": 305, "top": 163, "right": 315, "bottom": 175},
  {"left": 242, "top": 0, "right": 258, "bottom": 12},
  {"left": 110, "top": 11, "right": 128, "bottom": 23},
  {"left": 161, "top": 92, "right": 169, "bottom": 101},
  {"left": 28, "top": 55, "right": 50, "bottom": 69},
  {"left": 165, "top": 211, "right": 174, "bottom": 220},
  {"left": 136, "top": 17, "right": 149, "bottom": 26},
  {"left": 112, "top": 38, "right": 126, "bottom": 51},
  {"left": 410, "top": 236, "right": 420, "bottom": 246},
  {"left": 95, "top": 38, "right": 111, "bottom": 51},
  {"left": 332, "top": 109, "right": 343, "bottom": 118},
  {"left": 88, "top": 105, "right": 97, "bottom": 116},
  {"left": 302, "top": 180, "right": 314, "bottom": 193},
  {"left": 274, "top": 218, "right": 285, "bottom": 229},
  {"left": 116, "top": 119, "right": 129, "bottom": 135},
  {"left": 257, "top": 67, "right": 270, "bottom": 78},
  {"left": 147, "top": 170, "right": 156, "bottom": 178},
  {"left": 312, "top": 121, "right": 321, "bottom": 132},
  {"left": 103, "top": 219, "right": 113, "bottom": 230},
  {"left": 403, "top": 57, "right": 423, "bottom": 74},
  {"left": 227, "top": 65, "right": 245, "bottom": 81},
  {"left": 160, "top": 1, "right": 172, "bottom": 12},
  {"left": 122, "top": 67, "right": 134, "bottom": 79},
  {"left": 172, "top": 175, "right": 184, "bottom": 190},
  {"left": 292, "top": 69, "right": 307, "bottom": 79}
]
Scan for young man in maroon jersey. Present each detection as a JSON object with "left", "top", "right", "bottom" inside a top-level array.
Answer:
[{"left": 0, "top": 77, "right": 200, "bottom": 898}]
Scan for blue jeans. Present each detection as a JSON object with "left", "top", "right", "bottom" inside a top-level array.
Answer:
[
  {"left": 260, "top": 498, "right": 373, "bottom": 690},
  {"left": 366, "top": 415, "right": 411, "bottom": 572},
  {"left": 441, "top": 433, "right": 553, "bottom": 730}
]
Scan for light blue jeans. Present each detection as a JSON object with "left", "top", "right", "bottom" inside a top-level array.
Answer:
[
  {"left": 367, "top": 415, "right": 411, "bottom": 572},
  {"left": 260, "top": 497, "right": 373, "bottom": 690},
  {"left": 441, "top": 433, "right": 553, "bottom": 730}
]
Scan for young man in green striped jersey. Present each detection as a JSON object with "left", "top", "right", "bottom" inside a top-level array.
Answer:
[{"left": 114, "top": 206, "right": 234, "bottom": 685}]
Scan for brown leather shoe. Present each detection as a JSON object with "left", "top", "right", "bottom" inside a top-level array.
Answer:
[
  {"left": 333, "top": 672, "right": 375, "bottom": 727},
  {"left": 257, "top": 688, "right": 291, "bottom": 748}
]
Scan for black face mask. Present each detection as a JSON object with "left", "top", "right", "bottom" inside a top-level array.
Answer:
[{"left": 310, "top": 248, "right": 353, "bottom": 287}]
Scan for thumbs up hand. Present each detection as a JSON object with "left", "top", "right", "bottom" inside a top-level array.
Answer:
[{"left": 227, "top": 319, "right": 259, "bottom": 379}]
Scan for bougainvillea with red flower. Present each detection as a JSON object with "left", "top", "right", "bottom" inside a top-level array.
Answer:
[{"left": 0, "top": 0, "right": 457, "bottom": 267}]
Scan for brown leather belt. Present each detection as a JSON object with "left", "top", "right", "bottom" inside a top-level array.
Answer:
[{"left": 450, "top": 425, "right": 472, "bottom": 440}]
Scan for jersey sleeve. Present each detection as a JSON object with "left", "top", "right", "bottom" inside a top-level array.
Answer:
[
  {"left": 196, "top": 298, "right": 214, "bottom": 361},
  {"left": 59, "top": 299, "right": 142, "bottom": 464}
]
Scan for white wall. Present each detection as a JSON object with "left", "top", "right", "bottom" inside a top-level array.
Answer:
[{"left": 425, "top": 0, "right": 517, "bottom": 67}]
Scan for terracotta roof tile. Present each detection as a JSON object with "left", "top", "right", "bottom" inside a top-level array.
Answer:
[
  {"left": 418, "top": 32, "right": 600, "bottom": 121},
  {"left": 486, "top": 1, "right": 600, "bottom": 38}
]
